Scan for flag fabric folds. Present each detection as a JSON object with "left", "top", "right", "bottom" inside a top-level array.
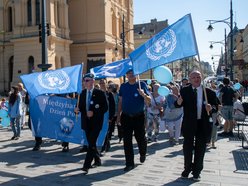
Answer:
[
  {"left": 90, "top": 58, "right": 132, "bottom": 79},
  {"left": 20, "top": 64, "right": 83, "bottom": 98},
  {"left": 30, "top": 95, "right": 108, "bottom": 146},
  {"left": 129, "top": 14, "right": 199, "bottom": 75}
]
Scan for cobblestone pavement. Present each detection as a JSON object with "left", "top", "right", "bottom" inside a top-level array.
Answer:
[{"left": 0, "top": 122, "right": 248, "bottom": 186}]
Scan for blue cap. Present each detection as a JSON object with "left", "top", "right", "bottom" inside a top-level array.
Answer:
[
  {"left": 126, "top": 69, "right": 133, "bottom": 74},
  {"left": 83, "top": 73, "right": 95, "bottom": 80}
]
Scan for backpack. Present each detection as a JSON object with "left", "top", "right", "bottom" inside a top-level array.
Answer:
[{"left": 242, "top": 102, "right": 248, "bottom": 115}]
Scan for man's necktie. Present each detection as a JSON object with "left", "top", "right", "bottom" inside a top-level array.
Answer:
[
  {"left": 193, "top": 87, "right": 197, "bottom": 100},
  {"left": 193, "top": 88, "right": 197, "bottom": 96},
  {"left": 87, "top": 90, "right": 91, "bottom": 111},
  {"left": 193, "top": 88, "right": 199, "bottom": 118}
]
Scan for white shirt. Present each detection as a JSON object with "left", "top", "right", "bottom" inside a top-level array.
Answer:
[{"left": 193, "top": 85, "right": 203, "bottom": 119}]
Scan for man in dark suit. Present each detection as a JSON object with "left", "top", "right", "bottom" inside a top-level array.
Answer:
[
  {"left": 175, "top": 70, "right": 218, "bottom": 181},
  {"left": 99, "top": 78, "right": 115, "bottom": 154},
  {"left": 75, "top": 73, "right": 108, "bottom": 174}
]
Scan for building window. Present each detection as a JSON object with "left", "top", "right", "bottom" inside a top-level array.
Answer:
[
  {"left": 8, "top": 7, "right": 13, "bottom": 32},
  {"left": 55, "top": 1, "right": 60, "bottom": 27},
  {"left": 9, "top": 56, "right": 14, "bottom": 83},
  {"left": 27, "top": 0, "right": 32, "bottom": 26},
  {"left": 36, "top": 0, "right": 40, "bottom": 25},
  {"left": 28, "top": 56, "right": 34, "bottom": 73}
]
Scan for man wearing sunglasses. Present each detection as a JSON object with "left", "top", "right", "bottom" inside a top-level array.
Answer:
[{"left": 75, "top": 73, "right": 108, "bottom": 174}]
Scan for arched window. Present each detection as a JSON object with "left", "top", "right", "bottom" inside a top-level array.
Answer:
[
  {"left": 27, "top": 0, "right": 32, "bottom": 26},
  {"left": 36, "top": 0, "right": 41, "bottom": 25},
  {"left": 8, "top": 7, "right": 13, "bottom": 32},
  {"left": 28, "top": 56, "right": 34, "bottom": 73},
  {"left": 112, "top": 10, "right": 117, "bottom": 37}
]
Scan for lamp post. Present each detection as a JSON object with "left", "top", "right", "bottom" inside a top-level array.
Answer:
[
  {"left": 209, "top": 29, "right": 228, "bottom": 76},
  {"left": 37, "top": 0, "right": 52, "bottom": 72},
  {"left": 0, "top": 30, "right": 6, "bottom": 92},
  {"left": 120, "top": 14, "right": 144, "bottom": 82},
  {"left": 206, "top": 0, "right": 233, "bottom": 80}
]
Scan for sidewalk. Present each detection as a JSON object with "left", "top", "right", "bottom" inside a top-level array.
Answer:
[{"left": 0, "top": 122, "right": 248, "bottom": 186}]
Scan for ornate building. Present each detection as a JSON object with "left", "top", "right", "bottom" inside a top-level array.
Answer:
[{"left": 0, "top": 0, "right": 133, "bottom": 93}]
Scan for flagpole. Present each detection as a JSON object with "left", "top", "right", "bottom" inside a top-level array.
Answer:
[
  {"left": 137, "top": 74, "right": 141, "bottom": 89},
  {"left": 187, "top": 14, "right": 209, "bottom": 115},
  {"left": 197, "top": 54, "right": 209, "bottom": 115},
  {"left": 76, "top": 94, "right": 80, "bottom": 122}
]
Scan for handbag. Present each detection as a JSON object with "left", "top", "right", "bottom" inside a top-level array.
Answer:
[{"left": 151, "top": 94, "right": 164, "bottom": 117}]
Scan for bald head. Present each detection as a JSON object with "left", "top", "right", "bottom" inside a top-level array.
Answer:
[{"left": 189, "top": 71, "right": 202, "bottom": 88}]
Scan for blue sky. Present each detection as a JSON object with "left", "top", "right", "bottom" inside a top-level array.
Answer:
[{"left": 133, "top": 0, "right": 248, "bottom": 69}]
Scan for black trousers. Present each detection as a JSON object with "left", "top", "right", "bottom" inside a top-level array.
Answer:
[
  {"left": 35, "top": 137, "right": 42, "bottom": 146},
  {"left": 83, "top": 127, "right": 101, "bottom": 169},
  {"left": 183, "top": 119, "right": 207, "bottom": 176},
  {"left": 121, "top": 112, "right": 147, "bottom": 166}
]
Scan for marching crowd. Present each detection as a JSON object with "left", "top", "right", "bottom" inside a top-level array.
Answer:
[{"left": 0, "top": 69, "right": 246, "bottom": 181}]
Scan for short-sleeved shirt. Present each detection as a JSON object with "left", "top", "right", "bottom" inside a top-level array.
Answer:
[
  {"left": 220, "top": 86, "right": 236, "bottom": 106},
  {"left": 119, "top": 81, "right": 148, "bottom": 115}
]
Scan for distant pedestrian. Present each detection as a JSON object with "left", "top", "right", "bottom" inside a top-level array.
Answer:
[
  {"left": 146, "top": 83, "right": 165, "bottom": 142},
  {"left": 218, "top": 77, "right": 238, "bottom": 137},
  {"left": 17, "top": 83, "right": 27, "bottom": 128},
  {"left": 163, "top": 85, "right": 183, "bottom": 145},
  {"left": 99, "top": 79, "right": 115, "bottom": 154},
  {"left": 8, "top": 86, "right": 23, "bottom": 140}
]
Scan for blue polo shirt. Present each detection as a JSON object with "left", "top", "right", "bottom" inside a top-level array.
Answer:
[{"left": 119, "top": 81, "right": 148, "bottom": 115}]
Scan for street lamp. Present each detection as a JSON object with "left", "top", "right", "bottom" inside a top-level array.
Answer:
[
  {"left": 209, "top": 29, "right": 228, "bottom": 76},
  {"left": 119, "top": 14, "right": 144, "bottom": 82},
  {"left": 206, "top": 0, "right": 233, "bottom": 80},
  {"left": 37, "top": 0, "right": 52, "bottom": 72}
]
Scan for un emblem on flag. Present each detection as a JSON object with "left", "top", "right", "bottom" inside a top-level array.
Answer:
[
  {"left": 146, "top": 29, "right": 176, "bottom": 61},
  {"left": 60, "top": 117, "right": 74, "bottom": 134},
  {"left": 38, "top": 70, "right": 70, "bottom": 90}
]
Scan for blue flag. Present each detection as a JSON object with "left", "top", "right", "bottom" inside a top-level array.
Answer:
[
  {"left": 90, "top": 58, "right": 132, "bottom": 79},
  {"left": 129, "top": 14, "right": 198, "bottom": 75},
  {"left": 20, "top": 64, "right": 83, "bottom": 98},
  {"left": 30, "top": 95, "right": 109, "bottom": 146}
]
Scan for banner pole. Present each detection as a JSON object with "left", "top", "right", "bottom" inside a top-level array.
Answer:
[
  {"left": 197, "top": 54, "right": 209, "bottom": 115},
  {"left": 76, "top": 94, "right": 80, "bottom": 122}
]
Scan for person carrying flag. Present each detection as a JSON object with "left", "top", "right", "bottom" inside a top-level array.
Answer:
[{"left": 117, "top": 69, "right": 151, "bottom": 172}]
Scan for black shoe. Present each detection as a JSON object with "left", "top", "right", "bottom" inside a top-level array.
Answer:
[
  {"left": 119, "top": 138, "right": 122, "bottom": 143},
  {"left": 32, "top": 145, "right": 41, "bottom": 151},
  {"left": 218, "top": 131, "right": 228, "bottom": 137},
  {"left": 91, "top": 161, "right": 101, "bottom": 168},
  {"left": 123, "top": 165, "right": 135, "bottom": 172},
  {"left": 106, "top": 143, "right": 110, "bottom": 152},
  {"left": 192, "top": 175, "right": 201, "bottom": 181},
  {"left": 11, "top": 136, "right": 16, "bottom": 140},
  {"left": 140, "top": 155, "right": 146, "bottom": 163},
  {"left": 147, "top": 138, "right": 152, "bottom": 143},
  {"left": 62, "top": 146, "right": 69, "bottom": 152},
  {"left": 79, "top": 146, "right": 88, "bottom": 153},
  {"left": 227, "top": 131, "right": 234, "bottom": 137},
  {"left": 181, "top": 170, "right": 190, "bottom": 178},
  {"left": 81, "top": 167, "right": 89, "bottom": 175}
]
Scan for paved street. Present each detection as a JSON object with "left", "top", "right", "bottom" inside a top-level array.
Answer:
[{"left": 0, "top": 121, "right": 248, "bottom": 186}]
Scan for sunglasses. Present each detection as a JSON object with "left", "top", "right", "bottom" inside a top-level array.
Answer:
[{"left": 84, "top": 79, "right": 92, "bottom": 82}]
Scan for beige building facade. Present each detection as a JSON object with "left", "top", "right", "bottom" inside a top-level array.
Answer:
[{"left": 0, "top": 0, "right": 133, "bottom": 93}]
